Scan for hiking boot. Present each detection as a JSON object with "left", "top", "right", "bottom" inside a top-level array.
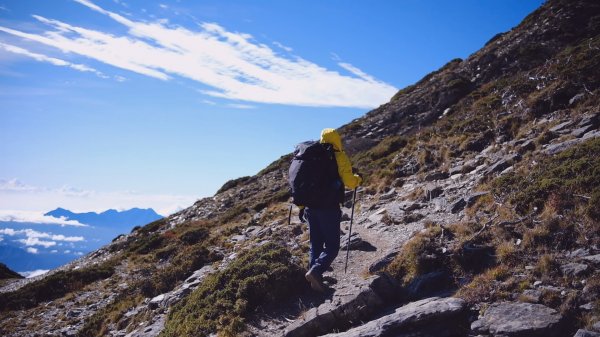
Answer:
[{"left": 305, "top": 268, "right": 326, "bottom": 293}]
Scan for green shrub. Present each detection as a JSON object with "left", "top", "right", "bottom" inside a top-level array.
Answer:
[
  {"left": 128, "top": 233, "right": 165, "bottom": 255},
  {"left": 216, "top": 176, "right": 254, "bottom": 194},
  {"left": 179, "top": 227, "right": 209, "bottom": 245},
  {"left": 161, "top": 242, "right": 304, "bottom": 337},
  {"left": 0, "top": 261, "right": 115, "bottom": 311},
  {"left": 386, "top": 226, "right": 445, "bottom": 284},
  {"left": 492, "top": 138, "right": 600, "bottom": 217},
  {"left": 368, "top": 135, "right": 407, "bottom": 160},
  {"left": 141, "top": 243, "right": 215, "bottom": 297}
]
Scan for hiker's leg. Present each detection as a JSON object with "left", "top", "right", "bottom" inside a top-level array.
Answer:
[
  {"left": 306, "top": 208, "right": 324, "bottom": 270},
  {"left": 312, "top": 208, "right": 341, "bottom": 274}
]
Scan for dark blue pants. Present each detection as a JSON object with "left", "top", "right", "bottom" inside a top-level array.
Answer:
[{"left": 305, "top": 207, "right": 342, "bottom": 276}]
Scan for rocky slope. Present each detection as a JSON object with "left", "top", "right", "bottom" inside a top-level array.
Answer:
[{"left": 1, "top": 0, "right": 599, "bottom": 336}]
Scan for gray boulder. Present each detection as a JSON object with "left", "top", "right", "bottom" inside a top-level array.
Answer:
[
  {"left": 485, "top": 154, "right": 521, "bottom": 176},
  {"left": 471, "top": 302, "right": 563, "bottom": 337},
  {"left": 321, "top": 297, "right": 467, "bottom": 337},
  {"left": 574, "top": 330, "right": 600, "bottom": 337},
  {"left": 560, "top": 262, "right": 589, "bottom": 277}
]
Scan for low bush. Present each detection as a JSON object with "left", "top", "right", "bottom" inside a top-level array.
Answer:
[
  {"left": 0, "top": 261, "right": 115, "bottom": 311},
  {"left": 386, "top": 226, "right": 447, "bottom": 284},
  {"left": 492, "top": 138, "right": 600, "bottom": 218},
  {"left": 161, "top": 242, "right": 304, "bottom": 337}
]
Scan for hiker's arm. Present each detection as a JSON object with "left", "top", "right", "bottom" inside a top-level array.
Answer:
[{"left": 334, "top": 151, "right": 362, "bottom": 189}]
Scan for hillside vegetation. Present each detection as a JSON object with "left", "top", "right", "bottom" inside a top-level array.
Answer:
[{"left": 1, "top": 0, "right": 599, "bottom": 336}]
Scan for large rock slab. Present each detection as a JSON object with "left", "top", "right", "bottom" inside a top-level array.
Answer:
[
  {"left": 284, "top": 275, "right": 398, "bottom": 337},
  {"left": 321, "top": 297, "right": 467, "bottom": 337},
  {"left": 471, "top": 302, "right": 563, "bottom": 337}
]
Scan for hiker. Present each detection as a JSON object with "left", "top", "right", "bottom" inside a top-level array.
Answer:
[{"left": 290, "top": 128, "right": 362, "bottom": 292}]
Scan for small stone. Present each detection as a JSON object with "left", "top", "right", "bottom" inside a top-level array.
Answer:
[
  {"left": 534, "top": 281, "right": 543, "bottom": 287},
  {"left": 582, "top": 254, "right": 600, "bottom": 264},
  {"left": 569, "top": 93, "right": 585, "bottom": 105},
  {"left": 582, "top": 129, "right": 600, "bottom": 140},
  {"left": 544, "top": 139, "right": 582, "bottom": 155},
  {"left": 574, "top": 329, "right": 600, "bottom": 337},
  {"left": 466, "top": 191, "right": 489, "bottom": 207},
  {"left": 424, "top": 184, "right": 444, "bottom": 200},
  {"left": 567, "top": 248, "right": 590, "bottom": 258},
  {"left": 450, "top": 198, "right": 466, "bottom": 214},
  {"left": 549, "top": 121, "right": 573, "bottom": 133},
  {"left": 560, "top": 263, "right": 589, "bottom": 277},
  {"left": 572, "top": 125, "right": 595, "bottom": 138},
  {"left": 580, "top": 303, "right": 594, "bottom": 311},
  {"left": 424, "top": 171, "right": 449, "bottom": 181},
  {"left": 519, "top": 139, "right": 536, "bottom": 153}
]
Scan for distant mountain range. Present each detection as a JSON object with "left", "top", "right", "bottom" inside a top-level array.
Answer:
[
  {"left": 0, "top": 208, "right": 163, "bottom": 275},
  {"left": 45, "top": 207, "right": 162, "bottom": 229}
]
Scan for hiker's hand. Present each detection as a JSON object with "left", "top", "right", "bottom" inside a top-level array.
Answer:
[
  {"left": 354, "top": 174, "right": 363, "bottom": 186},
  {"left": 298, "top": 208, "right": 306, "bottom": 223},
  {"left": 353, "top": 168, "right": 363, "bottom": 185}
]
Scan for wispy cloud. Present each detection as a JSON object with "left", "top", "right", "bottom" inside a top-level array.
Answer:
[
  {"left": 0, "top": 0, "right": 397, "bottom": 108},
  {"left": 227, "top": 103, "right": 255, "bottom": 109},
  {"left": 0, "top": 228, "right": 85, "bottom": 249},
  {"left": 0, "top": 42, "right": 107, "bottom": 78},
  {"left": 0, "top": 178, "right": 38, "bottom": 192},
  {"left": 273, "top": 41, "right": 293, "bottom": 52},
  {"left": 0, "top": 210, "right": 87, "bottom": 226},
  {"left": 0, "top": 178, "right": 195, "bottom": 216},
  {"left": 27, "top": 247, "right": 39, "bottom": 254}
]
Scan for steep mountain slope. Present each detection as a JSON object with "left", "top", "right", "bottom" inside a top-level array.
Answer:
[{"left": 1, "top": 0, "right": 599, "bottom": 336}]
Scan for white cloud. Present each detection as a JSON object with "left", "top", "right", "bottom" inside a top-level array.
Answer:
[
  {"left": 0, "top": 236, "right": 3, "bottom": 242},
  {"left": 50, "top": 249, "right": 58, "bottom": 253},
  {"left": 21, "top": 269, "right": 49, "bottom": 278},
  {"left": 0, "top": 228, "right": 85, "bottom": 248},
  {"left": 0, "top": 178, "right": 194, "bottom": 216},
  {"left": 0, "top": 178, "right": 38, "bottom": 192},
  {"left": 26, "top": 247, "right": 39, "bottom": 254},
  {"left": 59, "top": 185, "right": 93, "bottom": 198},
  {"left": 227, "top": 103, "right": 255, "bottom": 109},
  {"left": 19, "top": 237, "right": 56, "bottom": 248},
  {"left": 273, "top": 41, "right": 293, "bottom": 52},
  {"left": 0, "top": 0, "right": 397, "bottom": 108},
  {"left": 0, "top": 210, "right": 86, "bottom": 226},
  {"left": 0, "top": 42, "right": 107, "bottom": 78}
]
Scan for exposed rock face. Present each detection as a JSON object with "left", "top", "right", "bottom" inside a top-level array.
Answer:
[
  {"left": 321, "top": 297, "right": 467, "bottom": 337},
  {"left": 471, "top": 302, "right": 564, "bottom": 337},
  {"left": 284, "top": 275, "right": 400, "bottom": 337}
]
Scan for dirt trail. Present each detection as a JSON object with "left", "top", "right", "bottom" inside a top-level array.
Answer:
[{"left": 247, "top": 192, "right": 425, "bottom": 336}]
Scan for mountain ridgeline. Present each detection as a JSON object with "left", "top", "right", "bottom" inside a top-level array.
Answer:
[
  {"left": 1, "top": 0, "right": 599, "bottom": 336},
  {"left": 44, "top": 207, "right": 163, "bottom": 228}
]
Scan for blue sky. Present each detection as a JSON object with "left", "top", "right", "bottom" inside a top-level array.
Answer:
[{"left": 0, "top": 0, "right": 544, "bottom": 217}]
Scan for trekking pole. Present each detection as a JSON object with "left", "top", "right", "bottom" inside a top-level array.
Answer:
[
  {"left": 288, "top": 204, "right": 293, "bottom": 226},
  {"left": 344, "top": 187, "right": 358, "bottom": 273}
]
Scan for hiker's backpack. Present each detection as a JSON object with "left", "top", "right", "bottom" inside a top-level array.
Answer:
[{"left": 288, "top": 141, "right": 344, "bottom": 208}]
